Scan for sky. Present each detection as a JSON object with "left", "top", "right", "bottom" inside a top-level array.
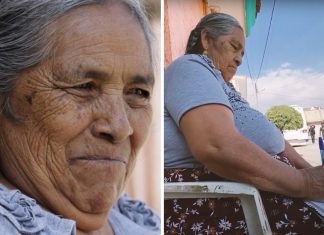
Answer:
[{"left": 237, "top": 0, "right": 324, "bottom": 113}]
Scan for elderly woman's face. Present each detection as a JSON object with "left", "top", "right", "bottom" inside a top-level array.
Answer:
[
  {"left": 206, "top": 27, "right": 245, "bottom": 82},
  {"left": 0, "top": 2, "right": 152, "bottom": 229}
]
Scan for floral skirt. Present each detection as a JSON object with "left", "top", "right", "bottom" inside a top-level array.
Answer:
[{"left": 164, "top": 153, "right": 324, "bottom": 235}]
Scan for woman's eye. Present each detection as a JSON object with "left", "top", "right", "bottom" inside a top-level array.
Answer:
[
  {"left": 129, "top": 88, "right": 150, "bottom": 99},
  {"left": 73, "top": 82, "right": 95, "bottom": 90},
  {"left": 231, "top": 44, "right": 238, "bottom": 50}
]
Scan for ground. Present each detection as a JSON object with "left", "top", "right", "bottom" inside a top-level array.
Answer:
[{"left": 294, "top": 140, "right": 322, "bottom": 166}]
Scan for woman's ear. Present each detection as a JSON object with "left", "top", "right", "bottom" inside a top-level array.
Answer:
[{"left": 200, "top": 29, "right": 209, "bottom": 52}]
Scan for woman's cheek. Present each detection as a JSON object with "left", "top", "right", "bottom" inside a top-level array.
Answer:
[
  {"left": 32, "top": 96, "right": 91, "bottom": 144},
  {"left": 129, "top": 106, "right": 153, "bottom": 149}
]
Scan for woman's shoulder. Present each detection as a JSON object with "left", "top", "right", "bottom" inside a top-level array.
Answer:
[
  {"left": 165, "top": 54, "right": 221, "bottom": 83},
  {"left": 0, "top": 184, "right": 75, "bottom": 235},
  {"left": 167, "top": 54, "right": 212, "bottom": 68},
  {"left": 109, "top": 194, "right": 160, "bottom": 235}
]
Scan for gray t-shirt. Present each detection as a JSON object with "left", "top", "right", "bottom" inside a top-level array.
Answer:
[
  {"left": 165, "top": 54, "right": 284, "bottom": 168},
  {"left": 0, "top": 184, "right": 160, "bottom": 234}
]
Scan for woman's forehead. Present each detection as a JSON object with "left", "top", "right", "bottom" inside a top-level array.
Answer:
[
  {"left": 47, "top": 2, "right": 152, "bottom": 80},
  {"left": 53, "top": 3, "right": 148, "bottom": 54},
  {"left": 216, "top": 28, "right": 245, "bottom": 46}
]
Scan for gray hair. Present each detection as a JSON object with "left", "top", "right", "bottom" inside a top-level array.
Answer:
[
  {"left": 0, "top": 0, "right": 154, "bottom": 113},
  {"left": 185, "top": 12, "right": 242, "bottom": 54}
]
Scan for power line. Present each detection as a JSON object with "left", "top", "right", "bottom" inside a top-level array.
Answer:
[
  {"left": 256, "top": 0, "right": 276, "bottom": 80},
  {"left": 245, "top": 51, "right": 260, "bottom": 106},
  {"left": 244, "top": 0, "right": 276, "bottom": 81},
  {"left": 245, "top": 0, "right": 276, "bottom": 109},
  {"left": 245, "top": 50, "right": 254, "bottom": 80}
]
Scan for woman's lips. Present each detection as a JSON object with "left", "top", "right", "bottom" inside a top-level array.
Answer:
[{"left": 70, "top": 155, "right": 127, "bottom": 165}]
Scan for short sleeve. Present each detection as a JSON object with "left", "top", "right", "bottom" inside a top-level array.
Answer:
[
  {"left": 165, "top": 55, "right": 232, "bottom": 125},
  {"left": 110, "top": 194, "right": 160, "bottom": 234}
]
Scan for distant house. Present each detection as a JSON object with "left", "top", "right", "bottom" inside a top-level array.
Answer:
[{"left": 304, "top": 107, "right": 324, "bottom": 126}]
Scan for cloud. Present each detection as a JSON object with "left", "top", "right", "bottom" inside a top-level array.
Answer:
[
  {"left": 280, "top": 62, "right": 291, "bottom": 68},
  {"left": 243, "top": 66, "right": 324, "bottom": 113}
]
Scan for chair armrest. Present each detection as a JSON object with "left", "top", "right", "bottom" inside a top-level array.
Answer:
[
  {"left": 165, "top": 181, "right": 260, "bottom": 198},
  {"left": 164, "top": 181, "right": 272, "bottom": 235}
]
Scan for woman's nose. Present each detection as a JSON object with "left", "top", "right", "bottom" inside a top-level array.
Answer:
[{"left": 91, "top": 97, "right": 133, "bottom": 143}]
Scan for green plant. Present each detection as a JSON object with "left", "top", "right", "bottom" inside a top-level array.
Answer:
[{"left": 265, "top": 105, "right": 303, "bottom": 132}]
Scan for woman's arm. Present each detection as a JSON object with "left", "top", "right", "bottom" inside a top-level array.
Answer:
[
  {"left": 180, "top": 104, "right": 324, "bottom": 200},
  {"left": 283, "top": 140, "right": 312, "bottom": 169}
]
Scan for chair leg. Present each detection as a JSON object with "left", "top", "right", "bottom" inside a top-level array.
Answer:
[{"left": 240, "top": 195, "right": 272, "bottom": 235}]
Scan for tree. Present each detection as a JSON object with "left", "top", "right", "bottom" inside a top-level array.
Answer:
[{"left": 265, "top": 105, "right": 303, "bottom": 132}]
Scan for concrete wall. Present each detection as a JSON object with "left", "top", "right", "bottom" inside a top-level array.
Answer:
[
  {"left": 208, "top": 0, "right": 246, "bottom": 35},
  {"left": 232, "top": 75, "right": 247, "bottom": 99},
  {"left": 165, "top": 0, "right": 205, "bottom": 66}
]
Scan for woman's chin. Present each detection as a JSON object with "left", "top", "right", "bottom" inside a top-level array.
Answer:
[
  {"left": 66, "top": 162, "right": 127, "bottom": 212},
  {"left": 75, "top": 213, "right": 109, "bottom": 233},
  {"left": 69, "top": 183, "right": 121, "bottom": 214},
  {"left": 86, "top": 192, "right": 117, "bottom": 213}
]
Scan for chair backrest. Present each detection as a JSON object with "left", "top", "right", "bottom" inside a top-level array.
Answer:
[{"left": 165, "top": 181, "right": 272, "bottom": 235}]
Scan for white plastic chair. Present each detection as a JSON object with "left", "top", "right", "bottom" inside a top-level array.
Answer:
[{"left": 165, "top": 181, "right": 272, "bottom": 235}]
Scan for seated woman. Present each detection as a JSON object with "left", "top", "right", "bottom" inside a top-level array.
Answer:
[
  {"left": 164, "top": 12, "right": 324, "bottom": 234},
  {"left": 0, "top": 0, "right": 159, "bottom": 234}
]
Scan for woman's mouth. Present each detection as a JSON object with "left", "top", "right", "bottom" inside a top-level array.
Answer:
[{"left": 69, "top": 155, "right": 127, "bottom": 166}]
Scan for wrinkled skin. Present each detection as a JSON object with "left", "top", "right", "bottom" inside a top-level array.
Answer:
[
  {"left": 0, "top": 1, "right": 153, "bottom": 233},
  {"left": 201, "top": 27, "right": 245, "bottom": 82}
]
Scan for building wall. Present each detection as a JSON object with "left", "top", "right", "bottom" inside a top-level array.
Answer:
[
  {"left": 304, "top": 107, "right": 324, "bottom": 124},
  {"left": 165, "top": 0, "right": 206, "bottom": 66},
  {"left": 232, "top": 76, "right": 247, "bottom": 99},
  {"left": 303, "top": 107, "right": 324, "bottom": 139},
  {"left": 208, "top": 0, "right": 246, "bottom": 35}
]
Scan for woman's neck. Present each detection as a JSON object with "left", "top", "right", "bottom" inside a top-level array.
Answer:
[
  {"left": 0, "top": 171, "right": 114, "bottom": 234},
  {"left": 0, "top": 171, "right": 16, "bottom": 190},
  {"left": 77, "top": 222, "right": 114, "bottom": 235}
]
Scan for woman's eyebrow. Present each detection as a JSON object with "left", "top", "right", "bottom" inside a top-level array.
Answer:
[
  {"left": 130, "top": 75, "right": 155, "bottom": 86},
  {"left": 81, "top": 70, "right": 154, "bottom": 85},
  {"left": 82, "top": 70, "right": 108, "bottom": 80}
]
